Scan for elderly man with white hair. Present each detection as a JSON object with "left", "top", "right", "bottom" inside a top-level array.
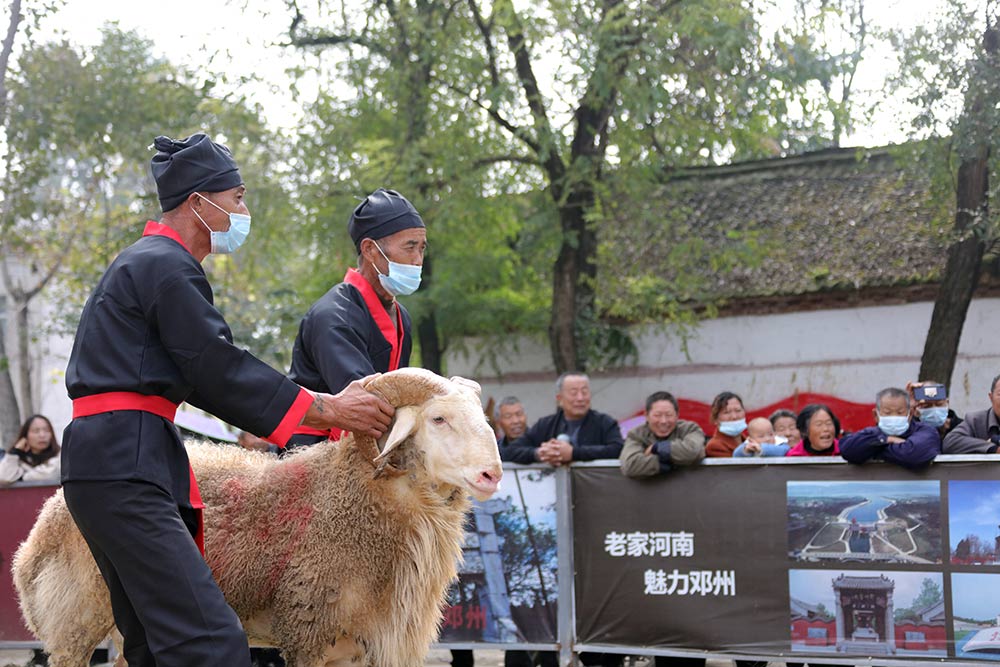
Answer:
[{"left": 500, "top": 372, "right": 623, "bottom": 466}]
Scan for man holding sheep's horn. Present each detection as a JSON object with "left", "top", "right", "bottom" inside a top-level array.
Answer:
[
  {"left": 60, "top": 132, "right": 395, "bottom": 667},
  {"left": 287, "top": 187, "right": 426, "bottom": 447}
]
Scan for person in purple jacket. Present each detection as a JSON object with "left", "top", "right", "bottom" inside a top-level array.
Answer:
[{"left": 840, "top": 387, "right": 941, "bottom": 469}]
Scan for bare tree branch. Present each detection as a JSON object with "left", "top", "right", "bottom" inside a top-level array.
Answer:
[
  {"left": 441, "top": 0, "right": 464, "bottom": 28},
  {"left": 496, "top": 1, "right": 567, "bottom": 184},
  {"left": 467, "top": 0, "right": 500, "bottom": 89},
  {"left": 501, "top": 8, "right": 555, "bottom": 143},
  {"left": 286, "top": 31, "right": 384, "bottom": 54},
  {"left": 0, "top": 0, "right": 23, "bottom": 121},
  {"left": 380, "top": 0, "right": 410, "bottom": 53},
  {"left": 444, "top": 80, "right": 542, "bottom": 154},
  {"left": 287, "top": 0, "right": 304, "bottom": 41},
  {"left": 569, "top": 0, "right": 651, "bottom": 161}
]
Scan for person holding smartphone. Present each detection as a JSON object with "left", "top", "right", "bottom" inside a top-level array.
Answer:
[{"left": 908, "top": 380, "right": 962, "bottom": 437}]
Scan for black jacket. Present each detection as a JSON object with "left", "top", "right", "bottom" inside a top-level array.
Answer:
[
  {"left": 63, "top": 223, "right": 309, "bottom": 506},
  {"left": 501, "top": 408, "right": 624, "bottom": 464},
  {"left": 289, "top": 269, "right": 412, "bottom": 394}
]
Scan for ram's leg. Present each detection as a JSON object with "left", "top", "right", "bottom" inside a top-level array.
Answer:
[
  {"left": 282, "top": 637, "right": 364, "bottom": 667},
  {"left": 112, "top": 628, "right": 127, "bottom": 667},
  {"left": 320, "top": 637, "right": 364, "bottom": 666},
  {"left": 31, "top": 592, "right": 114, "bottom": 667},
  {"left": 44, "top": 625, "right": 114, "bottom": 667}
]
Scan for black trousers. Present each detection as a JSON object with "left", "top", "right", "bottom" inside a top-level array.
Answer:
[
  {"left": 451, "top": 649, "right": 474, "bottom": 667},
  {"left": 504, "top": 651, "right": 558, "bottom": 667},
  {"left": 64, "top": 480, "right": 250, "bottom": 667}
]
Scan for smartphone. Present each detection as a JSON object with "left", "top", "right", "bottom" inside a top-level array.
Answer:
[{"left": 913, "top": 384, "right": 947, "bottom": 401}]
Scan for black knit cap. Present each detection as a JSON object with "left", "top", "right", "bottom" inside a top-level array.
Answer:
[
  {"left": 150, "top": 133, "right": 243, "bottom": 212},
  {"left": 348, "top": 188, "right": 425, "bottom": 252}
]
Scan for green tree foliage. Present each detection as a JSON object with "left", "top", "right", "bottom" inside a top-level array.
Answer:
[
  {"left": 283, "top": 0, "right": 868, "bottom": 373},
  {"left": 0, "top": 23, "right": 300, "bottom": 442},
  {"left": 885, "top": 1, "right": 1000, "bottom": 386},
  {"left": 765, "top": 0, "right": 870, "bottom": 149},
  {"left": 286, "top": 0, "right": 554, "bottom": 373},
  {"left": 26, "top": 28, "right": 302, "bottom": 369},
  {"left": 894, "top": 576, "right": 944, "bottom": 621},
  {"left": 912, "top": 576, "right": 944, "bottom": 609}
]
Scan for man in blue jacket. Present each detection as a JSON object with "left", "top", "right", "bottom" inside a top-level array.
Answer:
[
  {"left": 500, "top": 372, "right": 623, "bottom": 465},
  {"left": 840, "top": 387, "right": 941, "bottom": 468}
]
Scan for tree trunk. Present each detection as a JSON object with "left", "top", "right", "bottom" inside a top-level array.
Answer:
[
  {"left": 548, "top": 186, "right": 598, "bottom": 374},
  {"left": 918, "top": 22, "right": 997, "bottom": 386},
  {"left": 0, "top": 312, "right": 21, "bottom": 447},
  {"left": 416, "top": 310, "right": 442, "bottom": 374},
  {"left": 15, "top": 297, "right": 32, "bottom": 416},
  {"left": 918, "top": 150, "right": 989, "bottom": 385},
  {"left": 415, "top": 254, "right": 444, "bottom": 374}
]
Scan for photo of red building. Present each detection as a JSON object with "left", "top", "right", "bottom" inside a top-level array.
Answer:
[{"left": 789, "top": 570, "right": 946, "bottom": 658}]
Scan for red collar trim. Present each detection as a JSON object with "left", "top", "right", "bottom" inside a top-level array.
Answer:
[
  {"left": 142, "top": 220, "right": 192, "bottom": 254},
  {"left": 344, "top": 268, "right": 403, "bottom": 371}
]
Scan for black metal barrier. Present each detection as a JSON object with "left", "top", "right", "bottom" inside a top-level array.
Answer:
[{"left": 438, "top": 456, "right": 1000, "bottom": 667}]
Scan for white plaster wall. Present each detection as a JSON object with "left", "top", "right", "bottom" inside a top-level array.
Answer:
[
  {"left": 32, "top": 319, "right": 73, "bottom": 438},
  {"left": 447, "top": 298, "right": 1000, "bottom": 422},
  {"left": 0, "top": 261, "right": 74, "bottom": 439}
]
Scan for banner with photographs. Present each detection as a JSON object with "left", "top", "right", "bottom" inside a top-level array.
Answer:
[
  {"left": 573, "top": 460, "right": 1000, "bottom": 661},
  {"left": 0, "top": 484, "right": 59, "bottom": 641},
  {"left": 439, "top": 467, "right": 558, "bottom": 644}
]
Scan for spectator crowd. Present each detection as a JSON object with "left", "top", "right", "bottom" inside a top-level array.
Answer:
[
  {"left": 495, "top": 373, "right": 998, "bottom": 474},
  {"left": 488, "top": 372, "right": 998, "bottom": 667}
]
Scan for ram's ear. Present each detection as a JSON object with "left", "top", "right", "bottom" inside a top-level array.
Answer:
[{"left": 374, "top": 406, "right": 419, "bottom": 463}]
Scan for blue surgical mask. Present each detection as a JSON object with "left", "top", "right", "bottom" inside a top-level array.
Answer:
[
  {"left": 193, "top": 193, "right": 251, "bottom": 254},
  {"left": 719, "top": 419, "right": 747, "bottom": 437},
  {"left": 878, "top": 415, "right": 910, "bottom": 436},
  {"left": 919, "top": 407, "right": 949, "bottom": 428},
  {"left": 373, "top": 242, "right": 422, "bottom": 296}
]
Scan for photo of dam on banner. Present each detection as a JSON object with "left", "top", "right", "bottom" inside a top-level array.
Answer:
[
  {"left": 789, "top": 569, "right": 946, "bottom": 657},
  {"left": 786, "top": 481, "right": 942, "bottom": 563}
]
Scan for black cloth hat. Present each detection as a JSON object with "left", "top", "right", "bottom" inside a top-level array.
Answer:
[
  {"left": 348, "top": 188, "right": 425, "bottom": 252},
  {"left": 150, "top": 133, "right": 243, "bottom": 212}
]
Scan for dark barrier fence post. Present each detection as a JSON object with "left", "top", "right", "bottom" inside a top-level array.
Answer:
[{"left": 556, "top": 465, "right": 574, "bottom": 666}]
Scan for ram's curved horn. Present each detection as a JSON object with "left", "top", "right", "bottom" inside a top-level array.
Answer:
[
  {"left": 362, "top": 369, "right": 453, "bottom": 469},
  {"left": 449, "top": 376, "right": 482, "bottom": 397},
  {"left": 363, "top": 368, "right": 451, "bottom": 407}
]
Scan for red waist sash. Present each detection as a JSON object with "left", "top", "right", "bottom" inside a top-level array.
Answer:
[
  {"left": 290, "top": 424, "right": 343, "bottom": 441},
  {"left": 71, "top": 391, "right": 205, "bottom": 556},
  {"left": 72, "top": 391, "right": 178, "bottom": 421}
]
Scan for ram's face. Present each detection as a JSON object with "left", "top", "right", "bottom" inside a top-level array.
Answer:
[{"left": 383, "top": 385, "right": 502, "bottom": 501}]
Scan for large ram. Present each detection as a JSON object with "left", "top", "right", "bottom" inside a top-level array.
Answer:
[{"left": 12, "top": 368, "right": 503, "bottom": 667}]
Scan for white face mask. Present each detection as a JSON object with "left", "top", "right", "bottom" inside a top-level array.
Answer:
[
  {"left": 877, "top": 415, "right": 909, "bottom": 436},
  {"left": 193, "top": 193, "right": 251, "bottom": 254},
  {"left": 719, "top": 419, "right": 747, "bottom": 436},
  {"left": 372, "top": 242, "right": 422, "bottom": 296}
]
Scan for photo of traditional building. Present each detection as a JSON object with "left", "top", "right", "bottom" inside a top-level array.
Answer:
[{"left": 789, "top": 569, "right": 946, "bottom": 657}]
